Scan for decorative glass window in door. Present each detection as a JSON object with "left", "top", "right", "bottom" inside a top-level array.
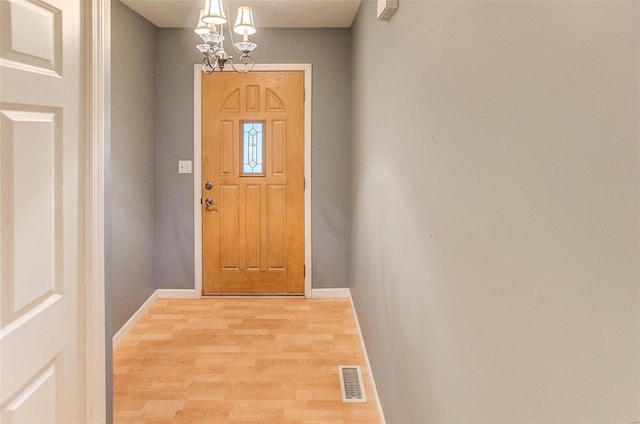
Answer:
[{"left": 240, "top": 121, "right": 265, "bottom": 176}]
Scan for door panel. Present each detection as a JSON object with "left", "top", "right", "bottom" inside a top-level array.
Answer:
[
  {"left": 245, "top": 184, "right": 260, "bottom": 270},
  {"left": 1, "top": 109, "right": 61, "bottom": 318},
  {"left": 266, "top": 184, "right": 286, "bottom": 270},
  {"left": 220, "top": 184, "right": 240, "bottom": 269},
  {"left": 246, "top": 85, "right": 259, "bottom": 112},
  {"left": 271, "top": 121, "right": 287, "bottom": 176},
  {"left": 0, "top": 0, "right": 84, "bottom": 421},
  {"left": 202, "top": 72, "right": 304, "bottom": 294},
  {"left": 219, "top": 121, "right": 234, "bottom": 176},
  {"left": 3, "top": 360, "right": 58, "bottom": 423}
]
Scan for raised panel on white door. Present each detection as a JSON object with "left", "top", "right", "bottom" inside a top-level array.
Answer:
[
  {"left": 1, "top": 359, "right": 60, "bottom": 423},
  {"left": 0, "top": 0, "right": 62, "bottom": 76},
  {"left": 0, "top": 108, "right": 62, "bottom": 327},
  {"left": 0, "top": 297, "right": 65, "bottom": 415}
]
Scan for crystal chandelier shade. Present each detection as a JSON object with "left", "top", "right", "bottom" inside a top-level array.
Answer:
[{"left": 195, "top": 0, "right": 257, "bottom": 73}]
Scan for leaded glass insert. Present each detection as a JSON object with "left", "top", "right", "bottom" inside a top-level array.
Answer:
[{"left": 241, "top": 121, "right": 265, "bottom": 175}]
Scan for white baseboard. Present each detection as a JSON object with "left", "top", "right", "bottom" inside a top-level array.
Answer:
[
  {"left": 112, "top": 289, "right": 196, "bottom": 349},
  {"left": 112, "top": 290, "right": 158, "bottom": 348},
  {"left": 349, "top": 291, "right": 387, "bottom": 424},
  {"left": 157, "top": 289, "right": 196, "bottom": 298},
  {"left": 310, "top": 288, "right": 351, "bottom": 298}
]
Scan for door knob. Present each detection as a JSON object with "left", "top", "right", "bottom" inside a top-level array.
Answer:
[
  {"left": 205, "top": 182, "right": 213, "bottom": 190},
  {"left": 204, "top": 198, "right": 218, "bottom": 208}
]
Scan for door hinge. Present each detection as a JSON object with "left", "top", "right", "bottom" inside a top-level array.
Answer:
[
  {"left": 304, "top": 177, "right": 306, "bottom": 191},
  {"left": 304, "top": 265, "right": 306, "bottom": 277}
]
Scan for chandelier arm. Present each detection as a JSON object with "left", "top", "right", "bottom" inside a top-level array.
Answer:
[
  {"left": 228, "top": 52, "right": 254, "bottom": 73},
  {"left": 241, "top": 54, "right": 255, "bottom": 73},
  {"left": 203, "top": 55, "right": 215, "bottom": 74},
  {"left": 229, "top": 61, "right": 247, "bottom": 73}
]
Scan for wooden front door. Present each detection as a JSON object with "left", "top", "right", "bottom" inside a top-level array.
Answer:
[{"left": 202, "top": 71, "right": 304, "bottom": 294}]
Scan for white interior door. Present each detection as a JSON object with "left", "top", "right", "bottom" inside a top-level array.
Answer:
[{"left": 0, "top": 0, "right": 86, "bottom": 422}]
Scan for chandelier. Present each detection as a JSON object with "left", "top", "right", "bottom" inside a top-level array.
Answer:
[{"left": 195, "top": 0, "right": 257, "bottom": 73}]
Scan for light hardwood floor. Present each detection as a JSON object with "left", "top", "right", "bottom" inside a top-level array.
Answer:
[{"left": 113, "top": 297, "right": 381, "bottom": 423}]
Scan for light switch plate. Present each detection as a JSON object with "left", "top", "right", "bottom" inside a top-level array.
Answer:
[{"left": 178, "top": 160, "right": 192, "bottom": 174}]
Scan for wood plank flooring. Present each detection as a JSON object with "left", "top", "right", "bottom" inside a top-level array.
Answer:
[{"left": 113, "top": 298, "right": 381, "bottom": 423}]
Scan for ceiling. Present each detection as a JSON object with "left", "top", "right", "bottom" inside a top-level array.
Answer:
[{"left": 120, "top": 0, "right": 362, "bottom": 29}]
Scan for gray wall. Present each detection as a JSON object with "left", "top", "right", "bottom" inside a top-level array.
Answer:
[
  {"left": 111, "top": 0, "right": 158, "bottom": 335},
  {"left": 156, "top": 28, "right": 352, "bottom": 289},
  {"left": 350, "top": 1, "right": 639, "bottom": 423}
]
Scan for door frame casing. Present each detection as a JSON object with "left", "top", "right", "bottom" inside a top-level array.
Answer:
[
  {"left": 193, "top": 64, "right": 313, "bottom": 298},
  {"left": 85, "top": 0, "right": 109, "bottom": 421}
]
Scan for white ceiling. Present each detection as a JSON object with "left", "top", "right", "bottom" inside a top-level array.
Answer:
[{"left": 120, "top": 0, "right": 362, "bottom": 29}]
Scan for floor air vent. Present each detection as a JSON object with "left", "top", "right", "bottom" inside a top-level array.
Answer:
[{"left": 339, "top": 365, "right": 367, "bottom": 402}]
